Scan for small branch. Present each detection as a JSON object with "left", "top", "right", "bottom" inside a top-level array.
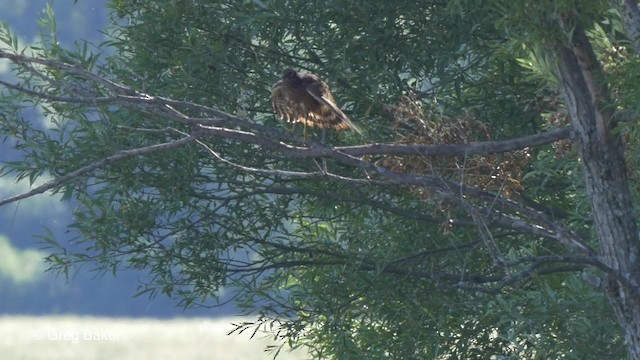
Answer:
[
  {"left": 0, "top": 78, "right": 123, "bottom": 105},
  {"left": 251, "top": 237, "right": 599, "bottom": 292},
  {"left": 0, "top": 135, "right": 198, "bottom": 207},
  {"left": 195, "top": 137, "right": 323, "bottom": 179},
  {"left": 462, "top": 201, "right": 506, "bottom": 266},
  {"left": 0, "top": 50, "right": 136, "bottom": 95}
]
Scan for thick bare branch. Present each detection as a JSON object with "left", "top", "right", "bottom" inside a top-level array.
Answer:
[{"left": 335, "top": 126, "right": 571, "bottom": 157}]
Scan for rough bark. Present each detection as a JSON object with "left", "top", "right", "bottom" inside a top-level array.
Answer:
[
  {"left": 613, "top": 0, "right": 640, "bottom": 55},
  {"left": 552, "top": 21, "right": 640, "bottom": 359}
]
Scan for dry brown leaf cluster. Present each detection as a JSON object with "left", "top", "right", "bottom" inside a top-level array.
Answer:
[{"left": 380, "top": 95, "right": 531, "bottom": 199}]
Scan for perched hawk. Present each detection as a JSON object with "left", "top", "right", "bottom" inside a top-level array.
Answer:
[{"left": 271, "top": 69, "right": 361, "bottom": 134}]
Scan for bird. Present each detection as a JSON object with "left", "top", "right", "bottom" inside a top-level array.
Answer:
[{"left": 270, "top": 69, "right": 361, "bottom": 139}]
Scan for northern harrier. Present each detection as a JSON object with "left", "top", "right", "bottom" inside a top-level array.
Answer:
[{"left": 271, "top": 69, "right": 361, "bottom": 136}]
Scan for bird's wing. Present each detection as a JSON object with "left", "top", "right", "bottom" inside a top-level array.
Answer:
[
  {"left": 271, "top": 80, "right": 284, "bottom": 101},
  {"left": 303, "top": 80, "right": 362, "bottom": 134},
  {"left": 271, "top": 80, "right": 293, "bottom": 121}
]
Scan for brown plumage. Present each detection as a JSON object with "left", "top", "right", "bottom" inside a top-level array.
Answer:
[{"left": 271, "top": 69, "right": 361, "bottom": 134}]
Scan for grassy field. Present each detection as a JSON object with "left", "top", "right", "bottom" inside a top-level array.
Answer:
[{"left": 0, "top": 315, "right": 308, "bottom": 360}]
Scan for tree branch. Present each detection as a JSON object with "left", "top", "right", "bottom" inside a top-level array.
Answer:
[
  {"left": 0, "top": 134, "right": 198, "bottom": 207},
  {"left": 613, "top": 0, "right": 640, "bottom": 55},
  {"left": 334, "top": 126, "right": 572, "bottom": 157}
]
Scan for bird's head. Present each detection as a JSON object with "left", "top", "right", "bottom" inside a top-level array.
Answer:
[{"left": 281, "top": 68, "right": 299, "bottom": 81}]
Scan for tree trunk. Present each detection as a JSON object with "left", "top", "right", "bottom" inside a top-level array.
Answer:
[
  {"left": 613, "top": 0, "right": 640, "bottom": 55},
  {"left": 552, "top": 21, "right": 640, "bottom": 359}
]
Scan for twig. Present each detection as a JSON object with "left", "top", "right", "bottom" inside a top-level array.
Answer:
[{"left": 0, "top": 135, "right": 198, "bottom": 207}]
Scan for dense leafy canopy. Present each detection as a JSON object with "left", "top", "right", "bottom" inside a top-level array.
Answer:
[{"left": 3, "top": 0, "right": 640, "bottom": 358}]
